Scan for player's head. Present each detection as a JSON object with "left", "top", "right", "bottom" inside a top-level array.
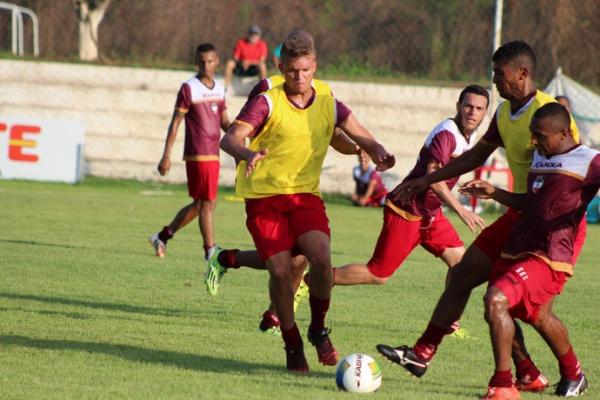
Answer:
[
  {"left": 357, "top": 149, "right": 370, "bottom": 169},
  {"left": 556, "top": 95, "right": 572, "bottom": 112},
  {"left": 247, "top": 25, "right": 262, "bottom": 43},
  {"left": 530, "top": 102, "right": 573, "bottom": 156},
  {"left": 492, "top": 41, "right": 536, "bottom": 100},
  {"left": 455, "top": 84, "right": 489, "bottom": 134},
  {"left": 195, "top": 43, "right": 219, "bottom": 77},
  {"left": 279, "top": 30, "right": 317, "bottom": 95}
]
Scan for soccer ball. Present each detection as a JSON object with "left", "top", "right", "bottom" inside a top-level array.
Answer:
[{"left": 335, "top": 353, "right": 382, "bottom": 393}]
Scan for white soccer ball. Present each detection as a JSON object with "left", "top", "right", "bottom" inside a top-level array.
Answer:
[{"left": 335, "top": 353, "right": 382, "bottom": 393}]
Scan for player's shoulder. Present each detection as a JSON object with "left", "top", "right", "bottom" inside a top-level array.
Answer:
[
  {"left": 428, "top": 118, "right": 460, "bottom": 140},
  {"left": 533, "top": 90, "right": 558, "bottom": 106}
]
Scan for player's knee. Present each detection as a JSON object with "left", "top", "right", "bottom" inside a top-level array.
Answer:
[
  {"left": 483, "top": 287, "right": 509, "bottom": 321},
  {"left": 201, "top": 199, "right": 216, "bottom": 212},
  {"left": 268, "top": 264, "right": 291, "bottom": 282}
]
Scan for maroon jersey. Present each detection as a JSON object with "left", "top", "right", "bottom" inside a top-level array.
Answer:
[
  {"left": 175, "top": 76, "right": 226, "bottom": 161},
  {"left": 388, "top": 118, "right": 474, "bottom": 221},
  {"left": 502, "top": 145, "right": 600, "bottom": 275}
]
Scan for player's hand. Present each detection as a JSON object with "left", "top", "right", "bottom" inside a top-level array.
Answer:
[
  {"left": 157, "top": 157, "right": 171, "bottom": 176},
  {"left": 457, "top": 208, "right": 486, "bottom": 233},
  {"left": 389, "top": 177, "right": 428, "bottom": 203},
  {"left": 245, "top": 149, "right": 268, "bottom": 177},
  {"left": 459, "top": 179, "right": 495, "bottom": 199},
  {"left": 371, "top": 146, "right": 395, "bottom": 172}
]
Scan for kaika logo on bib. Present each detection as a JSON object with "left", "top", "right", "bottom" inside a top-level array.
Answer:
[{"left": 532, "top": 176, "right": 545, "bottom": 193}]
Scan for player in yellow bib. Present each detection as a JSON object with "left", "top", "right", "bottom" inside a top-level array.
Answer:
[
  {"left": 377, "top": 41, "right": 585, "bottom": 396},
  {"left": 221, "top": 30, "right": 395, "bottom": 373}
]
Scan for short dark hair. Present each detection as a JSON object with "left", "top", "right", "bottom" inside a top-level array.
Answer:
[
  {"left": 196, "top": 43, "right": 216, "bottom": 55},
  {"left": 458, "top": 84, "right": 490, "bottom": 108},
  {"left": 492, "top": 40, "right": 537, "bottom": 75},
  {"left": 532, "top": 102, "right": 571, "bottom": 131},
  {"left": 280, "top": 30, "right": 316, "bottom": 61}
]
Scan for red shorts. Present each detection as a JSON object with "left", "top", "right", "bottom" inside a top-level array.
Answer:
[
  {"left": 245, "top": 194, "right": 331, "bottom": 261},
  {"left": 186, "top": 161, "right": 219, "bottom": 201},
  {"left": 367, "top": 207, "right": 463, "bottom": 278},
  {"left": 474, "top": 209, "right": 588, "bottom": 264},
  {"left": 490, "top": 256, "right": 568, "bottom": 323}
]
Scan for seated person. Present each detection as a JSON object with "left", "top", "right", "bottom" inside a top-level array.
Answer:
[
  {"left": 224, "top": 25, "right": 268, "bottom": 92},
  {"left": 351, "top": 150, "right": 388, "bottom": 207}
]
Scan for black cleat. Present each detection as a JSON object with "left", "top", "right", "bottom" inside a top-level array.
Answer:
[
  {"left": 376, "top": 344, "right": 428, "bottom": 378},
  {"left": 555, "top": 373, "right": 588, "bottom": 397}
]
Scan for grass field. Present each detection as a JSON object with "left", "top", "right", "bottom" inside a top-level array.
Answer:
[{"left": 1, "top": 177, "right": 598, "bottom": 399}]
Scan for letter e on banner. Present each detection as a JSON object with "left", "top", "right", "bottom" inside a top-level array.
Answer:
[{"left": 9, "top": 125, "right": 40, "bottom": 162}]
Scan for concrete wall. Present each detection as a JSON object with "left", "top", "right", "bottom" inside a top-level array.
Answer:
[{"left": 1, "top": 59, "right": 492, "bottom": 194}]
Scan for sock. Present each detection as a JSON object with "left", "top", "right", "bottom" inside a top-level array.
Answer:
[
  {"left": 203, "top": 244, "right": 215, "bottom": 259},
  {"left": 308, "top": 295, "right": 330, "bottom": 333},
  {"left": 489, "top": 370, "right": 514, "bottom": 388},
  {"left": 218, "top": 249, "right": 240, "bottom": 269},
  {"left": 558, "top": 347, "right": 582, "bottom": 381},
  {"left": 515, "top": 357, "right": 540, "bottom": 381},
  {"left": 158, "top": 226, "right": 173, "bottom": 243},
  {"left": 413, "top": 322, "right": 448, "bottom": 361},
  {"left": 282, "top": 323, "right": 302, "bottom": 350}
]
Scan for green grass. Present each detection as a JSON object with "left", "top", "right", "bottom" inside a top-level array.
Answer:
[{"left": 1, "top": 177, "right": 598, "bottom": 399}]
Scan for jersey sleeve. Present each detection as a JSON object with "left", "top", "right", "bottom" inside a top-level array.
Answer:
[
  {"left": 427, "top": 130, "right": 456, "bottom": 165},
  {"left": 247, "top": 79, "right": 270, "bottom": 101},
  {"left": 234, "top": 95, "right": 270, "bottom": 137},
  {"left": 174, "top": 83, "right": 191, "bottom": 114},
  {"left": 480, "top": 113, "right": 504, "bottom": 148},
  {"left": 584, "top": 154, "right": 600, "bottom": 187},
  {"left": 335, "top": 99, "right": 352, "bottom": 126}
]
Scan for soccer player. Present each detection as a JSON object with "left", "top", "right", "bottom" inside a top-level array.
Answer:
[
  {"left": 149, "top": 43, "right": 229, "bottom": 261},
  {"left": 377, "top": 41, "right": 584, "bottom": 393},
  {"left": 220, "top": 30, "right": 395, "bottom": 373},
  {"left": 327, "top": 85, "right": 488, "bottom": 290},
  {"left": 461, "top": 103, "right": 592, "bottom": 399},
  {"left": 205, "top": 72, "right": 360, "bottom": 337}
]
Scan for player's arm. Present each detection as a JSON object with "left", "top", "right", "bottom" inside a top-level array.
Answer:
[
  {"left": 220, "top": 109, "right": 231, "bottom": 132},
  {"left": 459, "top": 179, "right": 526, "bottom": 210},
  {"left": 157, "top": 110, "right": 185, "bottom": 176},
  {"left": 330, "top": 128, "right": 360, "bottom": 155},
  {"left": 390, "top": 140, "right": 497, "bottom": 203},
  {"left": 220, "top": 121, "right": 267, "bottom": 177},
  {"left": 338, "top": 113, "right": 395, "bottom": 171},
  {"left": 427, "top": 162, "right": 485, "bottom": 233}
]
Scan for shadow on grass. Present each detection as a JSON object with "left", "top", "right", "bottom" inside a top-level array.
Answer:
[
  {"left": 0, "top": 335, "right": 330, "bottom": 378},
  {"left": 0, "top": 238, "right": 89, "bottom": 250},
  {"left": 0, "top": 292, "right": 198, "bottom": 318}
]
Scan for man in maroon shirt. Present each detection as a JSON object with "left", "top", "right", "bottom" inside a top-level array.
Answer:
[
  {"left": 224, "top": 25, "right": 268, "bottom": 93},
  {"left": 149, "top": 43, "right": 230, "bottom": 261},
  {"left": 461, "top": 103, "right": 593, "bottom": 399}
]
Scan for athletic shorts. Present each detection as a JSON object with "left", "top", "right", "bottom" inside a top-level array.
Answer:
[
  {"left": 186, "top": 160, "right": 219, "bottom": 201},
  {"left": 367, "top": 207, "right": 463, "bottom": 278},
  {"left": 474, "top": 208, "right": 588, "bottom": 264},
  {"left": 234, "top": 62, "right": 260, "bottom": 77},
  {"left": 490, "top": 256, "right": 568, "bottom": 323},
  {"left": 245, "top": 194, "right": 330, "bottom": 261}
]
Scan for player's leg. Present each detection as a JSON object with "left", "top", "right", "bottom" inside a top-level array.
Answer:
[
  {"left": 482, "top": 285, "right": 520, "bottom": 399},
  {"left": 377, "top": 210, "right": 519, "bottom": 377},
  {"left": 149, "top": 161, "right": 206, "bottom": 257},
  {"left": 197, "top": 199, "right": 217, "bottom": 258},
  {"left": 334, "top": 207, "right": 420, "bottom": 285},
  {"left": 266, "top": 250, "right": 308, "bottom": 372},
  {"left": 530, "top": 300, "right": 587, "bottom": 395},
  {"left": 297, "top": 229, "right": 338, "bottom": 366}
]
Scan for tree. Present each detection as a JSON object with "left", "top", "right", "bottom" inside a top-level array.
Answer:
[{"left": 73, "top": 0, "right": 110, "bottom": 61}]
